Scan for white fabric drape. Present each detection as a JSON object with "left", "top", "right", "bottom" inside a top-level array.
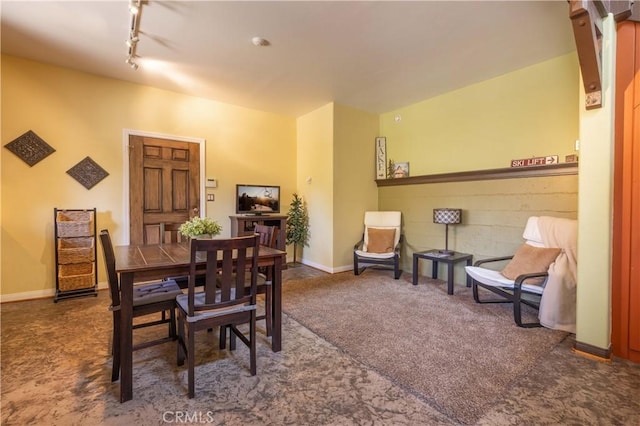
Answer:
[{"left": 537, "top": 216, "right": 578, "bottom": 333}]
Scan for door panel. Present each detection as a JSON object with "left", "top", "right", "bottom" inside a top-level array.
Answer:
[
  {"left": 172, "top": 170, "right": 189, "bottom": 211},
  {"left": 129, "top": 135, "right": 201, "bottom": 244},
  {"left": 144, "top": 168, "right": 163, "bottom": 212}
]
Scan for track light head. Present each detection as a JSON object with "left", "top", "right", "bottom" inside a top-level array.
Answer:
[
  {"left": 125, "top": 56, "right": 139, "bottom": 70},
  {"left": 129, "top": 1, "right": 140, "bottom": 15}
]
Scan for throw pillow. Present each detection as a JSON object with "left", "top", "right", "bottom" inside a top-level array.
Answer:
[
  {"left": 501, "top": 244, "right": 562, "bottom": 283},
  {"left": 366, "top": 228, "right": 396, "bottom": 253}
]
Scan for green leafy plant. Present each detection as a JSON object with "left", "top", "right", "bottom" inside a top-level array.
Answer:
[
  {"left": 178, "top": 216, "right": 222, "bottom": 238},
  {"left": 286, "top": 193, "right": 309, "bottom": 264}
]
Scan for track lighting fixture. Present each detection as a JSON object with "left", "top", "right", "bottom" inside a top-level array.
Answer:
[
  {"left": 125, "top": 0, "right": 142, "bottom": 71},
  {"left": 129, "top": 1, "right": 140, "bottom": 15},
  {"left": 125, "top": 56, "right": 138, "bottom": 70}
]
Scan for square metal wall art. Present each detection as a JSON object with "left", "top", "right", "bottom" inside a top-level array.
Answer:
[
  {"left": 4, "top": 130, "right": 56, "bottom": 166},
  {"left": 67, "top": 156, "right": 109, "bottom": 190}
]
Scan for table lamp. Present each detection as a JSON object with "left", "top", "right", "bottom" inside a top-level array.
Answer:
[{"left": 433, "top": 208, "right": 462, "bottom": 255}]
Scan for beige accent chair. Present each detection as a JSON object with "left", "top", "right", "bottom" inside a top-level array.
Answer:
[
  {"left": 354, "top": 211, "right": 403, "bottom": 279},
  {"left": 465, "top": 216, "right": 577, "bottom": 329}
]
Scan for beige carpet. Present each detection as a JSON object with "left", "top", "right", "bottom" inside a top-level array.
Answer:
[{"left": 282, "top": 270, "right": 569, "bottom": 425}]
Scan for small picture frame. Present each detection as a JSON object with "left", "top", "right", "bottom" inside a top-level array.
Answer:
[
  {"left": 375, "top": 137, "right": 386, "bottom": 179},
  {"left": 392, "top": 162, "right": 409, "bottom": 178}
]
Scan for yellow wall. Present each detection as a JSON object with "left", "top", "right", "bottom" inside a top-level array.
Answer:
[
  {"left": 373, "top": 53, "right": 580, "bottom": 282},
  {"left": 333, "top": 104, "right": 379, "bottom": 270},
  {"left": 379, "top": 53, "right": 579, "bottom": 175},
  {"left": 296, "top": 103, "right": 334, "bottom": 269},
  {"left": 575, "top": 15, "right": 616, "bottom": 351},
  {"left": 295, "top": 103, "right": 379, "bottom": 271},
  {"left": 1, "top": 55, "right": 296, "bottom": 299}
]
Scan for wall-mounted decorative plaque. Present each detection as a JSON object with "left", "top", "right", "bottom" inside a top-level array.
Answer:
[
  {"left": 4, "top": 130, "right": 56, "bottom": 166},
  {"left": 66, "top": 156, "right": 109, "bottom": 190},
  {"left": 375, "top": 137, "right": 386, "bottom": 179}
]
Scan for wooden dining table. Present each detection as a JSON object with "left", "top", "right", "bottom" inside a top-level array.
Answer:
[{"left": 113, "top": 241, "right": 286, "bottom": 403}]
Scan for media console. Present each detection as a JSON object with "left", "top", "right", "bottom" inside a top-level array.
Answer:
[{"left": 229, "top": 214, "right": 287, "bottom": 251}]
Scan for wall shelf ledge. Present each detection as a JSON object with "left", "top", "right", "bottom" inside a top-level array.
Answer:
[{"left": 375, "top": 163, "right": 578, "bottom": 187}]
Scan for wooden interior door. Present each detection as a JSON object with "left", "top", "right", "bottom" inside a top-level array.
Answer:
[
  {"left": 612, "top": 20, "right": 640, "bottom": 363},
  {"left": 129, "top": 135, "right": 201, "bottom": 245}
]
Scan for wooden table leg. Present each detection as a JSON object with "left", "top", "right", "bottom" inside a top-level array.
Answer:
[
  {"left": 447, "top": 263, "right": 454, "bottom": 295},
  {"left": 272, "top": 256, "right": 282, "bottom": 352},
  {"left": 119, "top": 272, "right": 134, "bottom": 402},
  {"left": 431, "top": 260, "right": 438, "bottom": 279}
]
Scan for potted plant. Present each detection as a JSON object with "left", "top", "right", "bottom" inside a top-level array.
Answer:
[
  {"left": 286, "top": 193, "right": 309, "bottom": 265},
  {"left": 178, "top": 216, "right": 222, "bottom": 239}
]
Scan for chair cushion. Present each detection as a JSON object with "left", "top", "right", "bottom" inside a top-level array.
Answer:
[
  {"left": 355, "top": 249, "right": 396, "bottom": 259},
  {"left": 133, "top": 279, "right": 182, "bottom": 306},
  {"left": 465, "top": 266, "right": 544, "bottom": 295},
  {"left": 176, "top": 290, "right": 255, "bottom": 323},
  {"left": 363, "top": 211, "right": 401, "bottom": 251},
  {"left": 501, "top": 244, "right": 561, "bottom": 282},
  {"left": 366, "top": 228, "right": 396, "bottom": 253}
]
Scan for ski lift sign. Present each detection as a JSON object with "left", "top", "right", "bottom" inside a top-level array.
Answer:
[{"left": 510, "top": 155, "right": 558, "bottom": 168}]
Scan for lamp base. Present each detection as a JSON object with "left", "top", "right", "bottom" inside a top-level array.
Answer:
[{"left": 438, "top": 249, "right": 455, "bottom": 256}]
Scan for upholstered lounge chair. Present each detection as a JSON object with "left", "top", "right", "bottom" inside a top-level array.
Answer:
[
  {"left": 354, "top": 211, "right": 403, "bottom": 279},
  {"left": 465, "top": 216, "right": 577, "bottom": 329}
]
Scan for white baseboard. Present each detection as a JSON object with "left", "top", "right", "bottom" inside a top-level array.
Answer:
[{"left": 1, "top": 282, "right": 108, "bottom": 303}]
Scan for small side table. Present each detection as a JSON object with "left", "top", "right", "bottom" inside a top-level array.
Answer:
[{"left": 413, "top": 250, "right": 473, "bottom": 295}]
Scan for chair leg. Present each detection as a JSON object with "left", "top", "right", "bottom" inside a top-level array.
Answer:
[
  {"left": 111, "top": 315, "right": 121, "bottom": 382},
  {"left": 472, "top": 280, "right": 514, "bottom": 304},
  {"left": 177, "top": 311, "right": 185, "bottom": 366},
  {"left": 354, "top": 255, "right": 360, "bottom": 275},
  {"left": 219, "top": 325, "right": 227, "bottom": 349},
  {"left": 394, "top": 258, "right": 401, "bottom": 279},
  {"left": 265, "top": 285, "right": 272, "bottom": 337},
  {"left": 229, "top": 325, "right": 237, "bottom": 351},
  {"left": 472, "top": 280, "right": 481, "bottom": 302},
  {"left": 187, "top": 324, "right": 195, "bottom": 398},
  {"left": 169, "top": 308, "right": 177, "bottom": 340},
  {"left": 250, "top": 311, "right": 256, "bottom": 376},
  {"left": 513, "top": 290, "right": 542, "bottom": 328}
]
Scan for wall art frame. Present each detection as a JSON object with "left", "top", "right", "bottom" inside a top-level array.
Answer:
[{"left": 375, "top": 137, "right": 387, "bottom": 179}]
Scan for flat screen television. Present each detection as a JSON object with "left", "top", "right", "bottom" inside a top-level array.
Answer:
[{"left": 236, "top": 184, "right": 280, "bottom": 215}]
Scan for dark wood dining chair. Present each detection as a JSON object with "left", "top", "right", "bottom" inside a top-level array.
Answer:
[
  {"left": 143, "top": 222, "right": 184, "bottom": 245},
  {"left": 160, "top": 222, "right": 183, "bottom": 244},
  {"left": 159, "top": 222, "right": 206, "bottom": 289},
  {"left": 99, "top": 229, "right": 183, "bottom": 382},
  {"left": 253, "top": 224, "right": 278, "bottom": 336},
  {"left": 176, "top": 235, "right": 260, "bottom": 398}
]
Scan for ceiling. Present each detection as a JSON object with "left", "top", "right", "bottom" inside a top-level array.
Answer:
[{"left": 1, "top": 1, "right": 577, "bottom": 117}]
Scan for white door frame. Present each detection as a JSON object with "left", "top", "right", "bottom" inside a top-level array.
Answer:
[{"left": 122, "top": 128, "right": 206, "bottom": 244}]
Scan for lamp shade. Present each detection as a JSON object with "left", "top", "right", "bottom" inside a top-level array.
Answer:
[{"left": 433, "top": 208, "right": 462, "bottom": 225}]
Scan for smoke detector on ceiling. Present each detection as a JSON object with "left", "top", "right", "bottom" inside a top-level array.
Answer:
[{"left": 251, "top": 37, "right": 270, "bottom": 47}]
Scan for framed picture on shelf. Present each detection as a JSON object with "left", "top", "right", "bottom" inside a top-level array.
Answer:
[
  {"left": 375, "top": 137, "right": 386, "bottom": 179},
  {"left": 392, "top": 162, "right": 409, "bottom": 178}
]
